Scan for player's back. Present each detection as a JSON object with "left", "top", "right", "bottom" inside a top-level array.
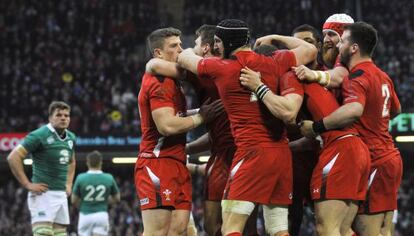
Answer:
[
  {"left": 343, "top": 61, "right": 400, "bottom": 164},
  {"left": 187, "top": 72, "right": 235, "bottom": 152},
  {"left": 138, "top": 73, "right": 187, "bottom": 162},
  {"left": 303, "top": 82, "right": 358, "bottom": 147},
  {"left": 74, "top": 171, "right": 119, "bottom": 214},
  {"left": 198, "top": 50, "right": 296, "bottom": 148}
]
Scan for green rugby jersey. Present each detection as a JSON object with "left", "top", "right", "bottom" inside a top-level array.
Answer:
[
  {"left": 21, "top": 124, "right": 76, "bottom": 191},
  {"left": 73, "top": 170, "right": 120, "bottom": 214}
]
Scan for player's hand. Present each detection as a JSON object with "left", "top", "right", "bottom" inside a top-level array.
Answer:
[
  {"left": 65, "top": 184, "right": 72, "bottom": 197},
  {"left": 254, "top": 35, "right": 276, "bottom": 48},
  {"left": 292, "top": 65, "right": 317, "bottom": 82},
  {"left": 199, "top": 98, "right": 225, "bottom": 123},
  {"left": 25, "top": 182, "right": 48, "bottom": 195},
  {"left": 240, "top": 67, "right": 262, "bottom": 92},
  {"left": 299, "top": 120, "right": 317, "bottom": 138}
]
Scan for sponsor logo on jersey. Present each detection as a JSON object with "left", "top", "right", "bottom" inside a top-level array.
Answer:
[
  {"left": 60, "top": 149, "right": 69, "bottom": 157},
  {"left": 313, "top": 188, "right": 319, "bottom": 193},
  {"left": 140, "top": 198, "right": 149, "bottom": 205},
  {"left": 47, "top": 136, "right": 55, "bottom": 144},
  {"left": 163, "top": 189, "right": 172, "bottom": 201},
  {"left": 38, "top": 211, "right": 46, "bottom": 217},
  {"left": 59, "top": 149, "right": 70, "bottom": 164},
  {"left": 68, "top": 140, "right": 73, "bottom": 149}
]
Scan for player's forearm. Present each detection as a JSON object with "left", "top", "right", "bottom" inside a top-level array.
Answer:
[
  {"left": 66, "top": 156, "right": 76, "bottom": 186},
  {"left": 322, "top": 102, "right": 363, "bottom": 130},
  {"left": 325, "top": 66, "right": 349, "bottom": 88},
  {"left": 177, "top": 48, "right": 202, "bottom": 75},
  {"left": 269, "top": 35, "right": 317, "bottom": 66},
  {"left": 157, "top": 115, "right": 203, "bottom": 136},
  {"left": 186, "top": 132, "right": 211, "bottom": 154},
  {"left": 7, "top": 150, "right": 30, "bottom": 188},
  {"left": 262, "top": 93, "right": 300, "bottom": 125},
  {"left": 146, "top": 58, "right": 183, "bottom": 78}
]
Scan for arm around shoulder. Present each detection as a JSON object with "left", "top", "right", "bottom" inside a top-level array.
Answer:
[{"left": 177, "top": 48, "right": 203, "bottom": 75}]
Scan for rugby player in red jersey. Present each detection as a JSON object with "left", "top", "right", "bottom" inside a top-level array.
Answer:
[
  {"left": 178, "top": 19, "right": 317, "bottom": 236},
  {"left": 300, "top": 22, "right": 402, "bottom": 236}
]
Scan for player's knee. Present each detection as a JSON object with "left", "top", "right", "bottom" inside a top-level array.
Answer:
[
  {"left": 263, "top": 205, "right": 289, "bottom": 236},
  {"left": 169, "top": 220, "right": 188, "bottom": 236},
  {"left": 53, "top": 227, "right": 67, "bottom": 236},
  {"left": 221, "top": 200, "right": 255, "bottom": 215},
  {"left": 32, "top": 224, "right": 53, "bottom": 236}
]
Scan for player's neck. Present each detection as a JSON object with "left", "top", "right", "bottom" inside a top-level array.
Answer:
[
  {"left": 55, "top": 128, "right": 66, "bottom": 138},
  {"left": 88, "top": 167, "right": 102, "bottom": 171},
  {"left": 349, "top": 56, "right": 372, "bottom": 71}
]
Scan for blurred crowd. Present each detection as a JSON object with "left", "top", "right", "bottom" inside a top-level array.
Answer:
[
  {"left": 1, "top": 0, "right": 413, "bottom": 135},
  {"left": 1, "top": 170, "right": 414, "bottom": 236}
]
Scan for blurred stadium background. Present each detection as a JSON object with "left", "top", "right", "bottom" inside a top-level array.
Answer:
[{"left": 0, "top": 0, "right": 413, "bottom": 235}]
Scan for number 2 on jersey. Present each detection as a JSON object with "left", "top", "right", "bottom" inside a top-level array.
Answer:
[
  {"left": 381, "top": 84, "right": 390, "bottom": 117},
  {"left": 84, "top": 185, "right": 106, "bottom": 201}
]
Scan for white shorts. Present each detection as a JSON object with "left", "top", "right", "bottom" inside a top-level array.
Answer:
[
  {"left": 78, "top": 212, "right": 109, "bottom": 236},
  {"left": 27, "top": 191, "right": 69, "bottom": 225}
]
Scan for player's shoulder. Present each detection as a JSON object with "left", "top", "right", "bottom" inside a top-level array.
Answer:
[
  {"left": 143, "top": 72, "right": 176, "bottom": 87},
  {"left": 66, "top": 129, "right": 77, "bottom": 140},
  {"left": 28, "top": 125, "right": 50, "bottom": 138},
  {"left": 199, "top": 56, "right": 228, "bottom": 67},
  {"left": 75, "top": 172, "right": 88, "bottom": 182},
  {"left": 348, "top": 69, "right": 366, "bottom": 80},
  {"left": 104, "top": 173, "right": 116, "bottom": 181}
]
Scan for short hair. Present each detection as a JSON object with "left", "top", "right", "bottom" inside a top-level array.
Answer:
[
  {"left": 254, "top": 44, "right": 278, "bottom": 56},
  {"left": 86, "top": 150, "right": 102, "bottom": 168},
  {"left": 147, "top": 27, "right": 181, "bottom": 55},
  {"left": 344, "top": 22, "right": 378, "bottom": 57},
  {"left": 48, "top": 101, "right": 70, "bottom": 117},
  {"left": 195, "top": 24, "right": 216, "bottom": 47},
  {"left": 292, "top": 24, "right": 322, "bottom": 44}
]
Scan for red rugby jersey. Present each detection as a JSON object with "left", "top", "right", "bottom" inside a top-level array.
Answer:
[
  {"left": 137, "top": 73, "right": 187, "bottom": 162},
  {"left": 342, "top": 61, "right": 401, "bottom": 165},
  {"left": 197, "top": 50, "right": 298, "bottom": 148}
]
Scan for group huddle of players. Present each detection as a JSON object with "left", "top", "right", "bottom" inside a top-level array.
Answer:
[{"left": 136, "top": 13, "right": 402, "bottom": 236}]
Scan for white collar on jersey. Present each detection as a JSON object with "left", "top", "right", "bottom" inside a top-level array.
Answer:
[
  {"left": 46, "top": 123, "right": 68, "bottom": 141},
  {"left": 87, "top": 170, "right": 103, "bottom": 174}
]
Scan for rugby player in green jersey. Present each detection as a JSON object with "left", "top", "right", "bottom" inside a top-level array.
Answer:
[
  {"left": 72, "top": 151, "right": 120, "bottom": 236},
  {"left": 7, "top": 101, "right": 76, "bottom": 236}
]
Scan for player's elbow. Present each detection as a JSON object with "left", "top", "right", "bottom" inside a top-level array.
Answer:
[
  {"left": 299, "top": 44, "right": 317, "bottom": 66},
  {"left": 114, "top": 194, "right": 121, "bottom": 203},
  {"left": 307, "top": 44, "right": 318, "bottom": 64},
  {"left": 278, "top": 110, "right": 297, "bottom": 125}
]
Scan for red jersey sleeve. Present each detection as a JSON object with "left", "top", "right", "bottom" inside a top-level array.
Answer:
[
  {"left": 148, "top": 78, "right": 176, "bottom": 111},
  {"left": 280, "top": 71, "right": 304, "bottom": 96},
  {"left": 271, "top": 50, "right": 297, "bottom": 74},
  {"left": 197, "top": 57, "right": 222, "bottom": 78},
  {"left": 342, "top": 72, "right": 369, "bottom": 107}
]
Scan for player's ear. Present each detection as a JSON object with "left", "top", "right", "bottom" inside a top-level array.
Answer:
[
  {"left": 351, "top": 43, "right": 358, "bottom": 54},
  {"left": 203, "top": 44, "right": 211, "bottom": 55},
  {"left": 154, "top": 48, "right": 163, "bottom": 59}
]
